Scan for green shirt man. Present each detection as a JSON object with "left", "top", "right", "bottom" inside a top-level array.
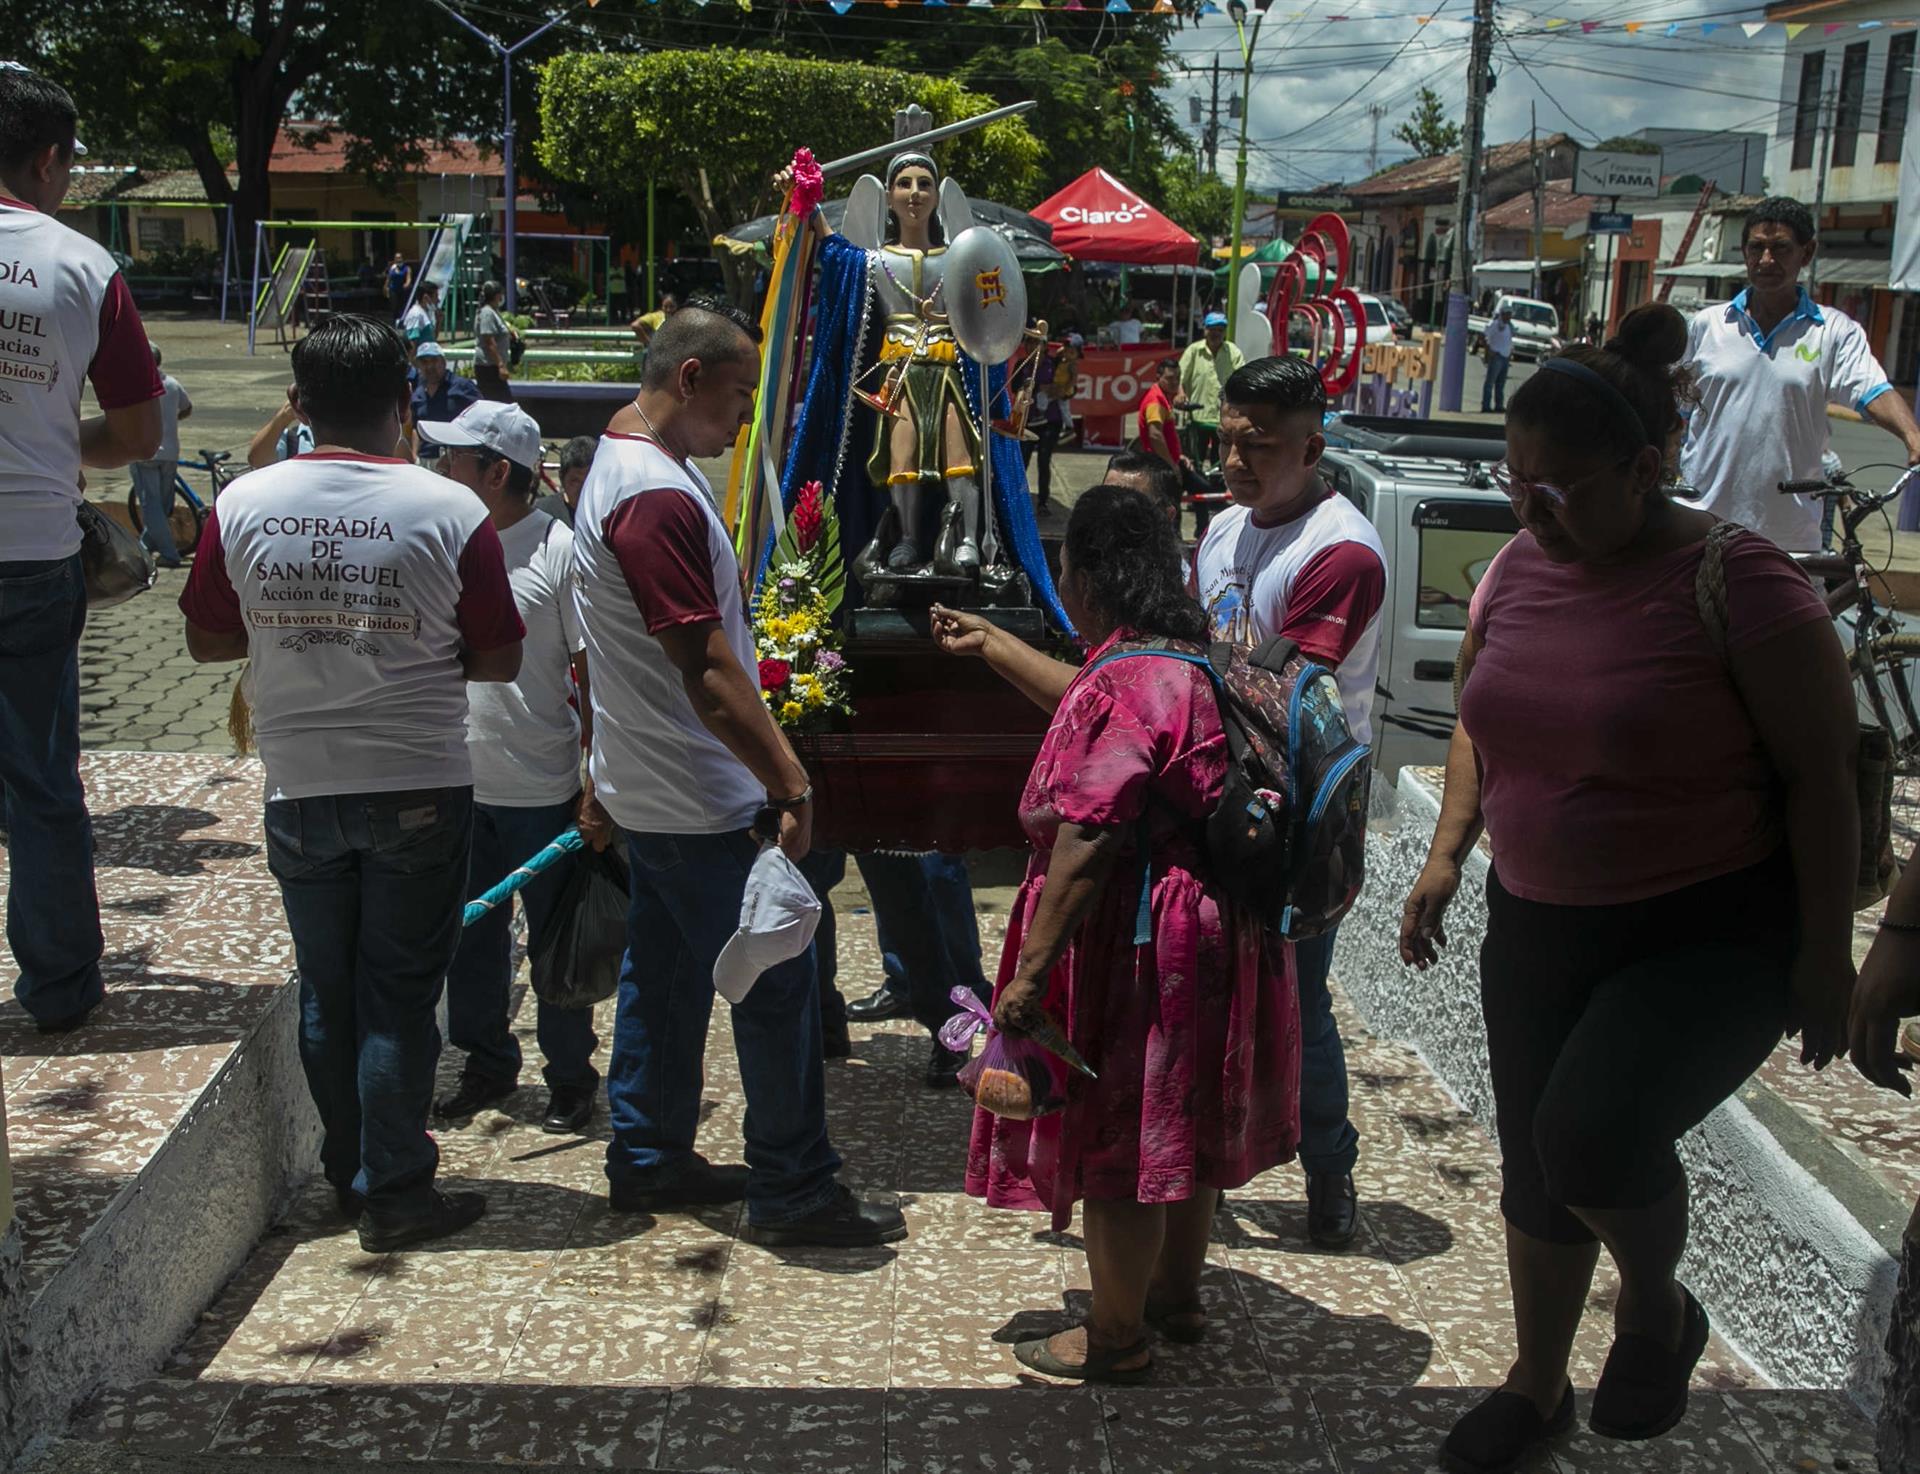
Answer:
[{"left": 1179, "top": 315, "right": 1247, "bottom": 428}]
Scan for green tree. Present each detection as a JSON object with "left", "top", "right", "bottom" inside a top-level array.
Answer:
[
  {"left": 14, "top": 0, "right": 532, "bottom": 244},
  {"left": 1392, "top": 86, "right": 1462, "bottom": 159},
  {"left": 1156, "top": 153, "right": 1234, "bottom": 242},
  {"left": 537, "top": 49, "right": 1042, "bottom": 296}
]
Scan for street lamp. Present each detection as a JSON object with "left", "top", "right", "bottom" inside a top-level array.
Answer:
[
  {"left": 431, "top": 1, "right": 584, "bottom": 313},
  {"left": 1223, "top": 0, "right": 1267, "bottom": 345}
]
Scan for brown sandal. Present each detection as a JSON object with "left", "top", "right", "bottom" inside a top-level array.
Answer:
[{"left": 1013, "top": 1331, "right": 1154, "bottom": 1384}]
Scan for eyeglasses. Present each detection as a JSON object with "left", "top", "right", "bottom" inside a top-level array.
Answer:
[{"left": 1489, "top": 462, "right": 1568, "bottom": 506}]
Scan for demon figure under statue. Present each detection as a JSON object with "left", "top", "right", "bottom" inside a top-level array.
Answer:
[{"left": 779, "top": 137, "right": 1064, "bottom": 624}]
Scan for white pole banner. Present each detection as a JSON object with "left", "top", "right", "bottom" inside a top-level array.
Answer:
[{"left": 1894, "top": 81, "right": 1920, "bottom": 291}]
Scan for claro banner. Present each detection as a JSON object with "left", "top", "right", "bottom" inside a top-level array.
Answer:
[{"left": 1068, "top": 346, "right": 1173, "bottom": 446}]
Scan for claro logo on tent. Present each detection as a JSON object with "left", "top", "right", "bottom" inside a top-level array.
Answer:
[{"left": 1059, "top": 203, "right": 1149, "bottom": 226}]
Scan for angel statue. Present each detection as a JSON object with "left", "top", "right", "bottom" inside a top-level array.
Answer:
[{"left": 774, "top": 116, "right": 1062, "bottom": 624}]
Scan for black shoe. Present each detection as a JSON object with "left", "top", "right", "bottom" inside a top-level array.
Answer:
[
  {"left": 822, "top": 1021, "right": 854, "bottom": 1059},
  {"left": 609, "top": 1155, "right": 750, "bottom": 1212},
  {"left": 335, "top": 1186, "right": 366, "bottom": 1221},
  {"left": 744, "top": 1184, "right": 907, "bottom": 1248},
  {"left": 1307, "top": 1171, "right": 1359, "bottom": 1250},
  {"left": 542, "top": 1083, "right": 596, "bottom": 1135},
  {"left": 1589, "top": 1285, "right": 1710, "bottom": 1441},
  {"left": 1439, "top": 1384, "right": 1575, "bottom": 1474},
  {"left": 926, "top": 1041, "right": 968, "bottom": 1089},
  {"left": 846, "top": 984, "right": 911, "bottom": 1023},
  {"left": 34, "top": 1002, "right": 98, "bottom": 1035},
  {"left": 357, "top": 1188, "right": 487, "bottom": 1253},
  {"left": 433, "top": 1072, "right": 516, "bottom": 1119}
]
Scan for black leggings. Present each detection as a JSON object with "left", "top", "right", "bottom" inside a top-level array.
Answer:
[{"left": 1479, "top": 851, "right": 1795, "bottom": 1244}]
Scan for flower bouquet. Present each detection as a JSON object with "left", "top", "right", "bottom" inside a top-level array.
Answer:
[{"left": 755, "top": 480, "right": 852, "bottom": 733}]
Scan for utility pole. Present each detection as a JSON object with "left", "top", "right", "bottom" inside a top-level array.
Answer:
[
  {"left": 1207, "top": 58, "right": 1223, "bottom": 177},
  {"left": 1439, "top": 0, "right": 1496, "bottom": 412},
  {"left": 1529, "top": 101, "right": 1545, "bottom": 303},
  {"left": 1366, "top": 103, "right": 1387, "bottom": 176},
  {"left": 1810, "top": 76, "right": 1835, "bottom": 295},
  {"left": 1224, "top": 0, "right": 1268, "bottom": 342}
]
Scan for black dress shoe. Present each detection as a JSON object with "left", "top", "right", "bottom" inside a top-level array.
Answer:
[
  {"left": 744, "top": 1184, "right": 907, "bottom": 1247},
  {"left": 1590, "top": 1285, "right": 1710, "bottom": 1441},
  {"left": 34, "top": 1002, "right": 98, "bottom": 1035},
  {"left": 1440, "top": 1383, "right": 1575, "bottom": 1474},
  {"left": 357, "top": 1188, "right": 487, "bottom": 1253},
  {"left": 336, "top": 1186, "right": 366, "bottom": 1221},
  {"left": 1307, "top": 1171, "right": 1359, "bottom": 1250},
  {"left": 609, "top": 1155, "right": 750, "bottom": 1212},
  {"left": 434, "top": 1072, "right": 516, "bottom": 1119},
  {"left": 926, "top": 1041, "right": 968, "bottom": 1089},
  {"left": 542, "top": 1083, "right": 596, "bottom": 1135},
  {"left": 845, "top": 984, "right": 911, "bottom": 1023}
]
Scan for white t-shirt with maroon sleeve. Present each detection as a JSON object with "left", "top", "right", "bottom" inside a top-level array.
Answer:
[
  {"left": 0, "top": 195, "right": 164, "bottom": 561},
  {"left": 1193, "top": 487, "right": 1389, "bottom": 745},
  {"left": 178, "top": 451, "right": 524, "bottom": 802},
  {"left": 570, "top": 431, "right": 764, "bottom": 835}
]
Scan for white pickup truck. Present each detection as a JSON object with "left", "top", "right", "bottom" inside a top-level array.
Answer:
[
  {"left": 1318, "top": 414, "right": 1519, "bottom": 782},
  {"left": 1467, "top": 295, "right": 1563, "bottom": 361}
]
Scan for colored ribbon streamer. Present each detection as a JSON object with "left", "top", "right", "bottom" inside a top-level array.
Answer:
[{"left": 463, "top": 829, "right": 584, "bottom": 928}]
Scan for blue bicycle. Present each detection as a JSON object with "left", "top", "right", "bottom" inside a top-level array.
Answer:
[{"left": 126, "top": 448, "right": 236, "bottom": 558}]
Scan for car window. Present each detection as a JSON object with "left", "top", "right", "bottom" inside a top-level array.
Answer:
[
  {"left": 1414, "top": 498, "right": 1520, "bottom": 631},
  {"left": 1509, "top": 302, "right": 1555, "bottom": 327},
  {"left": 1363, "top": 300, "right": 1387, "bottom": 326}
]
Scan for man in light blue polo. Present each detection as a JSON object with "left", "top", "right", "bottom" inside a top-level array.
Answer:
[{"left": 1681, "top": 196, "right": 1920, "bottom": 551}]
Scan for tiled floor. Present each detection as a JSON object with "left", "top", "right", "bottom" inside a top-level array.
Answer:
[{"left": 13, "top": 755, "right": 1882, "bottom": 1470}]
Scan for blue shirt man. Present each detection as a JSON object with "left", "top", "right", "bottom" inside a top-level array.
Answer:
[{"left": 408, "top": 342, "right": 480, "bottom": 462}]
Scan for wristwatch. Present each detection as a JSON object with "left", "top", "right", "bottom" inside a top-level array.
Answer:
[{"left": 768, "top": 784, "right": 813, "bottom": 812}]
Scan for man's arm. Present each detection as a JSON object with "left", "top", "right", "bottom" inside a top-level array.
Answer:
[
  {"left": 454, "top": 520, "right": 526, "bottom": 683},
  {"left": 1863, "top": 389, "right": 1920, "bottom": 465},
  {"left": 248, "top": 400, "right": 300, "bottom": 469},
  {"left": 184, "top": 621, "right": 249, "bottom": 663},
  {"left": 178, "top": 508, "right": 248, "bottom": 662},
  {"left": 82, "top": 275, "right": 164, "bottom": 466},
  {"left": 1276, "top": 540, "right": 1388, "bottom": 667},
  {"left": 80, "top": 401, "right": 162, "bottom": 468}
]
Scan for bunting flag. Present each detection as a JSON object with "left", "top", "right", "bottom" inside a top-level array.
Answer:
[
  {"left": 1741, "top": 21, "right": 1765, "bottom": 37},
  {"left": 1787, "top": 22, "right": 1807, "bottom": 37}
]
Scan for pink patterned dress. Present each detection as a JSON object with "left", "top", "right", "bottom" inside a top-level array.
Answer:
[{"left": 965, "top": 629, "right": 1302, "bottom": 1230}]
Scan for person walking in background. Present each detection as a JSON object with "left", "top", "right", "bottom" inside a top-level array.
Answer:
[
  {"left": 130, "top": 340, "right": 193, "bottom": 569},
  {"left": 407, "top": 343, "right": 479, "bottom": 467},
  {"left": 570, "top": 300, "right": 904, "bottom": 1247},
  {"left": 247, "top": 398, "right": 315, "bottom": 468},
  {"left": 419, "top": 401, "right": 600, "bottom": 1138},
  {"left": 1027, "top": 336, "right": 1075, "bottom": 508},
  {"left": 473, "top": 280, "right": 514, "bottom": 402},
  {"left": 931, "top": 486, "right": 1300, "bottom": 1384},
  {"left": 0, "top": 66, "right": 162, "bottom": 1034},
  {"left": 1480, "top": 305, "right": 1515, "bottom": 415},
  {"left": 1399, "top": 306, "right": 1856, "bottom": 1473},
  {"left": 1680, "top": 196, "right": 1920, "bottom": 552},
  {"left": 536, "top": 434, "right": 598, "bottom": 527},
  {"left": 385, "top": 252, "right": 412, "bottom": 322},
  {"left": 1178, "top": 313, "right": 1245, "bottom": 469},
  {"left": 840, "top": 854, "right": 991, "bottom": 1060},
  {"left": 178, "top": 315, "right": 525, "bottom": 1252},
  {"left": 1192, "top": 355, "right": 1386, "bottom": 1253},
  {"left": 629, "top": 291, "right": 680, "bottom": 349},
  {"left": 400, "top": 281, "right": 441, "bottom": 357},
  {"left": 1135, "top": 356, "right": 1186, "bottom": 470}
]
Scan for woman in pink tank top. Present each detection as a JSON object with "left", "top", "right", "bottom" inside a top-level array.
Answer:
[{"left": 1393, "top": 304, "right": 1857, "bottom": 1473}]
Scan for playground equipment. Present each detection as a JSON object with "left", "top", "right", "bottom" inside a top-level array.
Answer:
[{"left": 246, "top": 217, "right": 452, "bottom": 353}]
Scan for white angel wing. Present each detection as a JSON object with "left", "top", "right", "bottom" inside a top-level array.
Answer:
[
  {"left": 842, "top": 174, "right": 885, "bottom": 250},
  {"left": 938, "top": 178, "right": 976, "bottom": 243}
]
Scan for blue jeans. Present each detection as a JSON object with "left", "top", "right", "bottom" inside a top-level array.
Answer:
[
  {"left": 854, "top": 852, "right": 989, "bottom": 1035},
  {"left": 605, "top": 828, "right": 840, "bottom": 1225},
  {"left": 1294, "top": 926, "right": 1359, "bottom": 1177},
  {"left": 265, "top": 786, "right": 473, "bottom": 1210},
  {"left": 799, "top": 848, "right": 851, "bottom": 1039},
  {"left": 445, "top": 797, "right": 598, "bottom": 1090},
  {"left": 130, "top": 461, "right": 179, "bottom": 562},
  {"left": 1481, "top": 351, "right": 1512, "bottom": 414},
  {"left": 0, "top": 556, "right": 103, "bottom": 1025}
]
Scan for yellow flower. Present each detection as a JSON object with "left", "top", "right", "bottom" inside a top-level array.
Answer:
[
  {"left": 780, "top": 700, "right": 804, "bottom": 722},
  {"left": 803, "top": 684, "right": 827, "bottom": 709}
]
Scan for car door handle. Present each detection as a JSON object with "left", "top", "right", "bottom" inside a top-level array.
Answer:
[{"left": 1413, "top": 660, "right": 1455, "bottom": 682}]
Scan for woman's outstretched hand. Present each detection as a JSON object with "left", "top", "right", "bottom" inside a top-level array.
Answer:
[
  {"left": 931, "top": 603, "right": 994, "bottom": 659},
  {"left": 1399, "top": 858, "right": 1462, "bottom": 970}
]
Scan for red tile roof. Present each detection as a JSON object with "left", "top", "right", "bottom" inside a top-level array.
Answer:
[
  {"left": 269, "top": 124, "right": 500, "bottom": 176},
  {"left": 1348, "top": 133, "right": 1570, "bottom": 199},
  {"left": 1481, "top": 178, "right": 1597, "bottom": 232}
]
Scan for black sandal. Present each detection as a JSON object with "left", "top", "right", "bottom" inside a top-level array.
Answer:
[
  {"left": 1589, "top": 1284, "right": 1710, "bottom": 1441},
  {"left": 1144, "top": 1297, "right": 1209, "bottom": 1345},
  {"left": 1013, "top": 1331, "right": 1154, "bottom": 1385},
  {"left": 1439, "top": 1383, "right": 1575, "bottom": 1474}
]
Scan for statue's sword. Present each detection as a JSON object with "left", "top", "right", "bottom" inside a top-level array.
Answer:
[{"left": 814, "top": 101, "right": 1036, "bottom": 180}]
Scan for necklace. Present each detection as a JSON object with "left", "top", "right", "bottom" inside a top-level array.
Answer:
[
  {"left": 629, "top": 398, "right": 687, "bottom": 465},
  {"left": 878, "top": 250, "right": 944, "bottom": 320}
]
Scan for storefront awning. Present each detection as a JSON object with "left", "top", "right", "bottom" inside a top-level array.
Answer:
[
  {"left": 1813, "top": 255, "right": 1893, "bottom": 288},
  {"left": 1653, "top": 260, "right": 1746, "bottom": 279}
]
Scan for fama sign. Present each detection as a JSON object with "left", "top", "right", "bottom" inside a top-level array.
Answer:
[{"left": 1573, "top": 149, "right": 1664, "bottom": 200}]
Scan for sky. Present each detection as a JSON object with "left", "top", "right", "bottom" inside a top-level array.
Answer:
[{"left": 1162, "top": 1, "right": 1787, "bottom": 191}]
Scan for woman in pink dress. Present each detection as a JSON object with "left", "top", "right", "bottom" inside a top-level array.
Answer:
[{"left": 931, "top": 486, "right": 1300, "bottom": 1386}]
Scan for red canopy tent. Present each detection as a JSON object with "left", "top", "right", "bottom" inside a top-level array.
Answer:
[{"left": 1028, "top": 168, "right": 1199, "bottom": 267}]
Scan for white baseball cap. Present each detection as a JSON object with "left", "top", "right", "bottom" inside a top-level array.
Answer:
[
  {"left": 712, "top": 845, "right": 820, "bottom": 1005},
  {"left": 416, "top": 400, "right": 542, "bottom": 472}
]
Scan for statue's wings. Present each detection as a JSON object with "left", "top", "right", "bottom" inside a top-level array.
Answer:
[
  {"left": 842, "top": 174, "right": 886, "bottom": 250},
  {"left": 938, "top": 178, "right": 976, "bottom": 244}
]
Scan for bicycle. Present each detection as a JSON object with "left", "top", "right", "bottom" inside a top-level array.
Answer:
[
  {"left": 1784, "top": 465, "right": 1920, "bottom": 839},
  {"left": 126, "top": 448, "right": 238, "bottom": 558}
]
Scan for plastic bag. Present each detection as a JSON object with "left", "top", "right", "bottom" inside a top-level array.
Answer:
[
  {"left": 530, "top": 843, "right": 630, "bottom": 1010},
  {"left": 939, "top": 986, "right": 1072, "bottom": 1121},
  {"left": 77, "top": 500, "right": 155, "bottom": 609}
]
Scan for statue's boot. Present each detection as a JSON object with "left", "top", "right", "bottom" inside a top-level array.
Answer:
[
  {"left": 855, "top": 505, "right": 902, "bottom": 587},
  {"left": 934, "top": 467, "right": 983, "bottom": 579},
  {"left": 887, "top": 472, "right": 933, "bottom": 572}
]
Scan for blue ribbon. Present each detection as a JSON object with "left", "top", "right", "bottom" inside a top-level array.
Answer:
[{"left": 462, "top": 828, "right": 584, "bottom": 927}]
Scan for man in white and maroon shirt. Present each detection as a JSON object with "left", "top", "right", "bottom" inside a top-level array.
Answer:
[
  {"left": 1194, "top": 353, "right": 1387, "bottom": 1254},
  {"left": 572, "top": 299, "right": 904, "bottom": 1247},
  {"left": 0, "top": 67, "right": 162, "bottom": 1032},
  {"left": 180, "top": 315, "right": 524, "bottom": 1254}
]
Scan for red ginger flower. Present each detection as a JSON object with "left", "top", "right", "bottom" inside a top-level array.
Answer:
[
  {"left": 789, "top": 148, "right": 825, "bottom": 218},
  {"left": 793, "top": 480, "right": 825, "bottom": 555}
]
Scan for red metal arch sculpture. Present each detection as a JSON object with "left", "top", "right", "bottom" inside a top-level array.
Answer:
[{"left": 1266, "top": 211, "right": 1364, "bottom": 398}]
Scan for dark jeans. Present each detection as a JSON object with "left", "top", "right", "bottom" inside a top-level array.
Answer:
[
  {"left": 445, "top": 797, "right": 599, "bottom": 1091},
  {"left": 475, "top": 365, "right": 513, "bottom": 403},
  {"left": 1481, "top": 351, "right": 1512, "bottom": 413},
  {"left": 1031, "top": 420, "right": 1062, "bottom": 504},
  {"left": 855, "top": 851, "right": 989, "bottom": 1036},
  {"left": 1480, "top": 852, "right": 1794, "bottom": 1244},
  {"left": 799, "top": 848, "right": 852, "bottom": 1041},
  {"left": 0, "top": 555, "right": 103, "bottom": 1024},
  {"left": 265, "top": 786, "right": 473, "bottom": 1211},
  {"left": 1294, "top": 926, "right": 1360, "bottom": 1178},
  {"left": 605, "top": 828, "right": 840, "bottom": 1226}
]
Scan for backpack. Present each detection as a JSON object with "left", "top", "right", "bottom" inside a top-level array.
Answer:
[{"left": 1088, "top": 637, "right": 1372, "bottom": 941}]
